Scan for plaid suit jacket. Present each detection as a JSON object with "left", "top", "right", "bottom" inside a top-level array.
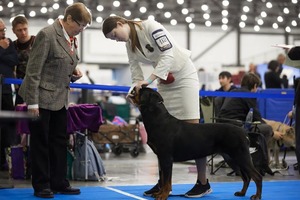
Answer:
[{"left": 19, "top": 19, "right": 79, "bottom": 111}]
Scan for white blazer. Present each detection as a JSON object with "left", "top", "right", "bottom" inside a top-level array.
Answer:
[{"left": 126, "top": 20, "right": 192, "bottom": 84}]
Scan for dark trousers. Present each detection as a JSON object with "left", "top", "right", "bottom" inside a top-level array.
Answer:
[
  {"left": 295, "top": 105, "right": 300, "bottom": 173},
  {"left": 0, "top": 93, "right": 16, "bottom": 166},
  {"left": 29, "top": 107, "right": 70, "bottom": 191}
]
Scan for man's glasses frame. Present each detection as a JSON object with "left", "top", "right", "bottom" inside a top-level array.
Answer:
[
  {"left": 0, "top": 27, "right": 7, "bottom": 32},
  {"left": 73, "top": 19, "right": 88, "bottom": 30}
]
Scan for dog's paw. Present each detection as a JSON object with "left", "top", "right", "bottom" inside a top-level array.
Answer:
[
  {"left": 250, "top": 194, "right": 261, "bottom": 200},
  {"left": 234, "top": 191, "right": 245, "bottom": 196}
]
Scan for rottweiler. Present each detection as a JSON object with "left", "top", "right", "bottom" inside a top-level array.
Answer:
[{"left": 130, "top": 87, "right": 263, "bottom": 200}]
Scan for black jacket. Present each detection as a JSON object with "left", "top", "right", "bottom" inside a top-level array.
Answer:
[{"left": 218, "top": 87, "right": 263, "bottom": 123}]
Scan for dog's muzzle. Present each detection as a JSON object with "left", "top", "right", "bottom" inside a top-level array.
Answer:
[{"left": 128, "top": 87, "right": 140, "bottom": 107}]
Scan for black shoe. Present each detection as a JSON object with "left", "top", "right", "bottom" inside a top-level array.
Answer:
[
  {"left": 52, "top": 186, "right": 80, "bottom": 195},
  {"left": 143, "top": 183, "right": 160, "bottom": 197},
  {"left": 34, "top": 189, "right": 54, "bottom": 198},
  {"left": 185, "top": 179, "right": 212, "bottom": 198}
]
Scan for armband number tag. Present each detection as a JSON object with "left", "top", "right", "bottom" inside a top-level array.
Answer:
[{"left": 152, "top": 29, "right": 172, "bottom": 51}]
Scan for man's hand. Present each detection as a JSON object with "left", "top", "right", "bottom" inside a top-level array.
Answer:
[
  {"left": 0, "top": 38, "right": 9, "bottom": 49},
  {"left": 71, "top": 68, "right": 83, "bottom": 82},
  {"left": 273, "top": 131, "right": 284, "bottom": 140}
]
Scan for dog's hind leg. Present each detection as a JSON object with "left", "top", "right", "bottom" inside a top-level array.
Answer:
[
  {"left": 238, "top": 163, "right": 262, "bottom": 200},
  {"left": 234, "top": 167, "right": 250, "bottom": 197},
  {"left": 249, "top": 166, "right": 263, "bottom": 200}
]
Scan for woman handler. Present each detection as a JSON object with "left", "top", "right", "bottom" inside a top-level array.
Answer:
[{"left": 102, "top": 16, "right": 211, "bottom": 198}]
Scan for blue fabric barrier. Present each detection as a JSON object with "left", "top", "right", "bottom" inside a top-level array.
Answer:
[{"left": 4, "top": 78, "right": 295, "bottom": 122}]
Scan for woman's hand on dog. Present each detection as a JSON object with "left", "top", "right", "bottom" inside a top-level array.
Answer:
[{"left": 136, "top": 80, "right": 149, "bottom": 91}]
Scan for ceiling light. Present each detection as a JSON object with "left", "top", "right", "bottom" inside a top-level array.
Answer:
[
  {"left": 124, "top": 10, "right": 131, "bottom": 17},
  {"left": 241, "top": 14, "right": 247, "bottom": 21},
  {"left": 222, "top": 24, "right": 228, "bottom": 30},
  {"left": 19, "top": 0, "right": 26, "bottom": 3},
  {"left": 292, "top": 0, "right": 298, "bottom": 4},
  {"left": 148, "top": 15, "right": 155, "bottom": 20},
  {"left": 203, "top": 13, "right": 210, "bottom": 20},
  {"left": 181, "top": 8, "right": 189, "bottom": 15},
  {"left": 7, "top": 2, "right": 14, "bottom": 8},
  {"left": 170, "top": 19, "right": 177, "bottom": 25},
  {"left": 164, "top": 12, "right": 171, "bottom": 18},
  {"left": 157, "top": 2, "right": 164, "bottom": 9},
  {"left": 277, "top": 16, "right": 283, "bottom": 22},
  {"left": 189, "top": 23, "right": 196, "bottom": 29},
  {"left": 201, "top": 4, "right": 208, "bottom": 11},
  {"left": 222, "top": 10, "right": 228, "bottom": 16},
  {"left": 285, "top": 26, "right": 291, "bottom": 32},
  {"left": 96, "top": 17, "right": 103, "bottom": 23},
  {"left": 239, "top": 21, "right": 246, "bottom": 28},
  {"left": 260, "top": 11, "right": 267, "bottom": 18},
  {"left": 0, "top": 6, "right": 3, "bottom": 11},
  {"left": 257, "top": 19, "right": 264, "bottom": 25},
  {"left": 291, "top": 20, "right": 297, "bottom": 26},
  {"left": 272, "top": 23, "right": 278, "bottom": 29},
  {"left": 66, "top": 0, "right": 73, "bottom": 5},
  {"left": 254, "top": 25, "right": 260, "bottom": 32},
  {"left": 29, "top": 11, "right": 36, "bottom": 17},
  {"left": 40, "top": 7, "right": 47, "bottom": 14},
  {"left": 185, "top": 16, "right": 192, "bottom": 23},
  {"left": 222, "top": 0, "right": 229, "bottom": 7},
  {"left": 97, "top": 5, "right": 104, "bottom": 12},
  {"left": 222, "top": 18, "right": 228, "bottom": 24},
  {"left": 139, "top": 6, "right": 147, "bottom": 13},
  {"left": 113, "top": 1, "right": 120, "bottom": 7},
  {"left": 130, "top": 0, "right": 137, "bottom": 2},
  {"left": 205, "top": 21, "right": 212, "bottom": 27},
  {"left": 283, "top": 8, "right": 289, "bottom": 14},
  {"left": 52, "top": 3, "right": 59, "bottom": 10},
  {"left": 266, "top": 2, "right": 272, "bottom": 8},
  {"left": 177, "top": 0, "right": 184, "bottom": 5},
  {"left": 243, "top": 6, "right": 250, "bottom": 13},
  {"left": 47, "top": 18, "right": 54, "bottom": 25}
]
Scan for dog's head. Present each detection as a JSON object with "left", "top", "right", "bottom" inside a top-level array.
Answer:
[
  {"left": 281, "top": 126, "right": 296, "bottom": 148},
  {"left": 129, "top": 87, "right": 164, "bottom": 109},
  {"left": 264, "top": 118, "right": 296, "bottom": 148}
]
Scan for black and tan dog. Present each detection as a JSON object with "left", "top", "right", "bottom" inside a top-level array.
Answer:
[{"left": 130, "top": 87, "right": 262, "bottom": 200}]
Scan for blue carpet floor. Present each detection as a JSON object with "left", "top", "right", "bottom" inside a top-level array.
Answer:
[{"left": 0, "top": 180, "right": 299, "bottom": 199}]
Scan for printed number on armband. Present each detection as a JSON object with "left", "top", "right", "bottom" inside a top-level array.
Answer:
[{"left": 152, "top": 29, "right": 172, "bottom": 51}]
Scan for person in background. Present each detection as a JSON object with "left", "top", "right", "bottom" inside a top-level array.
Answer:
[
  {"left": 284, "top": 46, "right": 300, "bottom": 174},
  {"left": 277, "top": 53, "right": 286, "bottom": 75},
  {"left": 214, "top": 71, "right": 237, "bottom": 116},
  {"left": 102, "top": 16, "right": 212, "bottom": 198},
  {"left": 0, "top": 18, "right": 19, "bottom": 171},
  {"left": 248, "top": 62, "right": 261, "bottom": 79},
  {"left": 264, "top": 60, "right": 282, "bottom": 88},
  {"left": 216, "top": 71, "right": 236, "bottom": 92},
  {"left": 18, "top": 3, "right": 92, "bottom": 198},
  {"left": 281, "top": 74, "right": 289, "bottom": 88},
  {"left": 12, "top": 15, "right": 35, "bottom": 105},
  {"left": 218, "top": 73, "right": 283, "bottom": 142}
]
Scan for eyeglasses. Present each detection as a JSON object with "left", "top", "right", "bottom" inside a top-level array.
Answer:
[
  {"left": 73, "top": 19, "right": 88, "bottom": 30},
  {"left": 0, "top": 27, "right": 7, "bottom": 32}
]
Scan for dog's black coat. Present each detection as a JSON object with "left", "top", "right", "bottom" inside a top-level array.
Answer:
[{"left": 134, "top": 88, "right": 262, "bottom": 200}]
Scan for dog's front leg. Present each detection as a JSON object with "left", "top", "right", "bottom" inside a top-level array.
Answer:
[{"left": 154, "top": 156, "right": 173, "bottom": 200}]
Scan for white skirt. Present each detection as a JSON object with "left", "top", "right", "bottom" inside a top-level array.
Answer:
[{"left": 157, "top": 59, "right": 200, "bottom": 120}]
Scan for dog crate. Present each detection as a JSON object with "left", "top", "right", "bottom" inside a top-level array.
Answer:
[{"left": 90, "top": 121, "right": 141, "bottom": 157}]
